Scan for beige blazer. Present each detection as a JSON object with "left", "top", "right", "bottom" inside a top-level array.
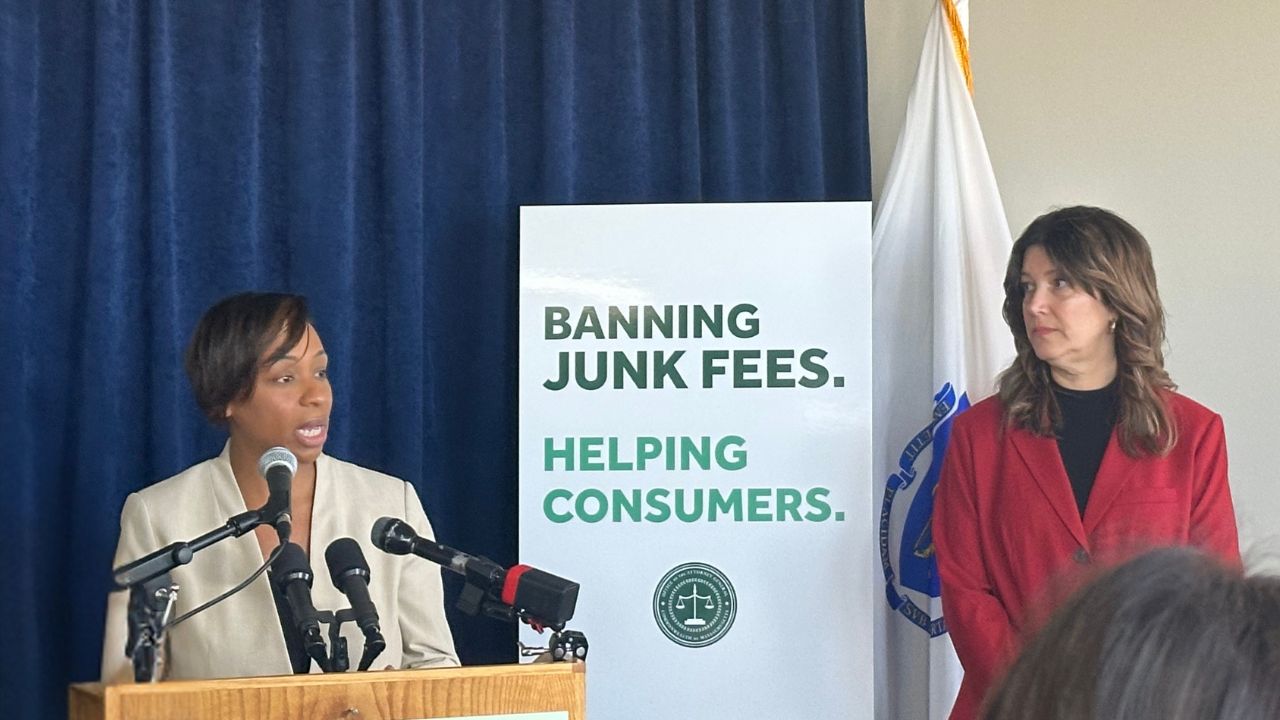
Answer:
[{"left": 101, "top": 446, "right": 459, "bottom": 682}]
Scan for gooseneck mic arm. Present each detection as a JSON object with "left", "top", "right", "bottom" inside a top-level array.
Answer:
[
  {"left": 112, "top": 447, "right": 298, "bottom": 589},
  {"left": 111, "top": 510, "right": 261, "bottom": 590}
]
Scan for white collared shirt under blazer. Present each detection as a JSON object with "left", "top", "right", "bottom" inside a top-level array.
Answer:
[{"left": 101, "top": 446, "right": 459, "bottom": 682}]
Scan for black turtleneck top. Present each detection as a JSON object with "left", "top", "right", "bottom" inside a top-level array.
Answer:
[{"left": 1053, "top": 379, "right": 1120, "bottom": 517}]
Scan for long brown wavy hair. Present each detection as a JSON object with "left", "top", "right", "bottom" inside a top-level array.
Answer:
[{"left": 996, "top": 206, "right": 1177, "bottom": 456}]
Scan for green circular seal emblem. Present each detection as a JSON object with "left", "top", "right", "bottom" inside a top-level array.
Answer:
[{"left": 652, "top": 562, "right": 737, "bottom": 648}]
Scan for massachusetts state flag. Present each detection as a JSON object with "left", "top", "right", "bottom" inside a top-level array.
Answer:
[{"left": 871, "top": 1, "right": 1013, "bottom": 718}]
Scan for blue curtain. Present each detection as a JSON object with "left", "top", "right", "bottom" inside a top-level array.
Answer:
[{"left": 0, "top": 1, "right": 869, "bottom": 716}]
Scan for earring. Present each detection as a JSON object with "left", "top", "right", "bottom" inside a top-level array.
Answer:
[{"left": 1109, "top": 319, "right": 1117, "bottom": 333}]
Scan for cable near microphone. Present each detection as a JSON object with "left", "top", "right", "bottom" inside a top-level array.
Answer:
[
  {"left": 270, "top": 542, "right": 329, "bottom": 673},
  {"left": 325, "top": 538, "right": 386, "bottom": 671},
  {"left": 371, "top": 516, "right": 579, "bottom": 630},
  {"left": 258, "top": 447, "right": 296, "bottom": 543}
]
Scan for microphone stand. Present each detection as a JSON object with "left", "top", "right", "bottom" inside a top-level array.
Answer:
[
  {"left": 111, "top": 510, "right": 264, "bottom": 590},
  {"left": 519, "top": 629, "right": 589, "bottom": 663},
  {"left": 454, "top": 568, "right": 569, "bottom": 633},
  {"left": 454, "top": 572, "right": 589, "bottom": 661},
  {"left": 125, "top": 573, "right": 179, "bottom": 681},
  {"left": 450, "top": 557, "right": 589, "bottom": 663},
  {"left": 112, "top": 508, "right": 271, "bottom": 681},
  {"left": 317, "top": 609, "right": 349, "bottom": 672},
  {"left": 354, "top": 624, "right": 387, "bottom": 672},
  {"left": 313, "top": 607, "right": 385, "bottom": 672}
]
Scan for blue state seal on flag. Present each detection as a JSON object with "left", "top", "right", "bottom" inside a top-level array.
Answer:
[{"left": 879, "top": 382, "right": 969, "bottom": 637}]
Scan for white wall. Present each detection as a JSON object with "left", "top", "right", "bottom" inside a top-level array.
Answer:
[{"left": 867, "top": 1, "right": 1280, "bottom": 568}]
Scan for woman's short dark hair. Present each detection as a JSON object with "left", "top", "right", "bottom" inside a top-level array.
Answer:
[
  {"left": 983, "top": 547, "right": 1280, "bottom": 720},
  {"left": 184, "top": 292, "right": 311, "bottom": 425}
]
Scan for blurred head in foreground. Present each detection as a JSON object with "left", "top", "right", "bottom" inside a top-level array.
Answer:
[{"left": 983, "top": 547, "right": 1280, "bottom": 720}]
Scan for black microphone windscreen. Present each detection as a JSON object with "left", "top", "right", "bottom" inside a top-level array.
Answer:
[
  {"left": 325, "top": 536, "right": 383, "bottom": 650},
  {"left": 325, "top": 537, "right": 370, "bottom": 582},
  {"left": 371, "top": 516, "right": 416, "bottom": 555},
  {"left": 371, "top": 516, "right": 395, "bottom": 549},
  {"left": 271, "top": 542, "right": 313, "bottom": 588}
]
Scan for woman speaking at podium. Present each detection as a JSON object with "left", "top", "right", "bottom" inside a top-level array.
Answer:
[
  {"left": 933, "top": 207, "right": 1240, "bottom": 720},
  {"left": 101, "top": 292, "right": 458, "bottom": 681}
]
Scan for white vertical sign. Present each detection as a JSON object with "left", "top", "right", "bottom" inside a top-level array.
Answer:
[{"left": 519, "top": 202, "right": 875, "bottom": 719}]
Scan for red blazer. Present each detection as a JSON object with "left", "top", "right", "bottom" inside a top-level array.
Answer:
[{"left": 934, "top": 391, "right": 1240, "bottom": 720}]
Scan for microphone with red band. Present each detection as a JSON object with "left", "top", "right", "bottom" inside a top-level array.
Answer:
[
  {"left": 371, "top": 516, "right": 579, "bottom": 630},
  {"left": 500, "top": 565, "right": 532, "bottom": 606}
]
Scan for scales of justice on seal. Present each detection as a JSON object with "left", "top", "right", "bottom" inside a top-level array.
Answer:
[
  {"left": 112, "top": 448, "right": 589, "bottom": 681},
  {"left": 674, "top": 584, "right": 716, "bottom": 627}
]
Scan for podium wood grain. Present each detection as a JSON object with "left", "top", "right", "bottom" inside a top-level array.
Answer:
[{"left": 69, "top": 662, "right": 586, "bottom": 720}]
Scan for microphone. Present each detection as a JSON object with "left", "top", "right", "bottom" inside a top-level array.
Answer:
[
  {"left": 270, "top": 543, "right": 329, "bottom": 672},
  {"left": 111, "top": 449, "right": 297, "bottom": 591},
  {"left": 371, "top": 516, "right": 580, "bottom": 630},
  {"left": 258, "top": 447, "right": 296, "bottom": 543},
  {"left": 324, "top": 538, "right": 386, "bottom": 671}
]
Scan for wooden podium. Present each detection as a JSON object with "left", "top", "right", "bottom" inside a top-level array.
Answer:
[{"left": 69, "top": 662, "right": 585, "bottom": 720}]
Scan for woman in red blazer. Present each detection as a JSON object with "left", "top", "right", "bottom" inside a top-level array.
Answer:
[{"left": 933, "top": 206, "right": 1240, "bottom": 720}]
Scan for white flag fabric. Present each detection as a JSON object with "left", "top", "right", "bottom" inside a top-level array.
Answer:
[{"left": 871, "top": 1, "right": 1013, "bottom": 719}]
